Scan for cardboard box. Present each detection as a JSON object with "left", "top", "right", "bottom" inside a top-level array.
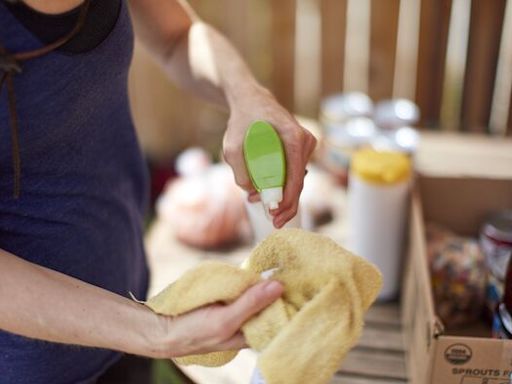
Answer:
[{"left": 402, "top": 132, "right": 512, "bottom": 384}]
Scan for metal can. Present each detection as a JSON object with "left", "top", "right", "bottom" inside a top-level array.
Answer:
[
  {"left": 480, "top": 211, "right": 512, "bottom": 318},
  {"left": 493, "top": 302, "right": 512, "bottom": 339}
]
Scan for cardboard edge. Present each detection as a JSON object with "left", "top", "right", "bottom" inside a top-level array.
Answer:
[{"left": 402, "top": 188, "right": 439, "bottom": 384}]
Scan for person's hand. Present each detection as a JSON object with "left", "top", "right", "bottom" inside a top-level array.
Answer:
[
  {"left": 223, "top": 85, "right": 317, "bottom": 228},
  {"left": 152, "top": 280, "right": 283, "bottom": 358}
]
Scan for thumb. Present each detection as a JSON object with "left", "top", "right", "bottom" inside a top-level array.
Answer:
[{"left": 225, "top": 280, "right": 283, "bottom": 330}]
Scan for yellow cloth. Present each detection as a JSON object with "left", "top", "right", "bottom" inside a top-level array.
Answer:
[{"left": 146, "top": 228, "right": 382, "bottom": 384}]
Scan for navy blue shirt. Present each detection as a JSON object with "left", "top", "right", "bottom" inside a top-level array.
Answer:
[{"left": 0, "top": 2, "right": 150, "bottom": 383}]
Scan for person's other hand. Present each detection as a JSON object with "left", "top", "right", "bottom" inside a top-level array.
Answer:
[
  {"left": 223, "top": 86, "right": 317, "bottom": 228},
  {"left": 153, "top": 280, "right": 283, "bottom": 358}
]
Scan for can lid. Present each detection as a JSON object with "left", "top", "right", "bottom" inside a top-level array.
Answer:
[
  {"left": 326, "top": 117, "right": 378, "bottom": 147},
  {"left": 351, "top": 149, "right": 411, "bottom": 185},
  {"left": 482, "top": 211, "right": 512, "bottom": 243},
  {"left": 320, "top": 92, "right": 373, "bottom": 123}
]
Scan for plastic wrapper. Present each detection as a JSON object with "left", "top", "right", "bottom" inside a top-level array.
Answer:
[
  {"left": 156, "top": 149, "right": 248, "bottom": 249},
  {"left": 427, "top": 224, "right": 486, "bottom": 328}
]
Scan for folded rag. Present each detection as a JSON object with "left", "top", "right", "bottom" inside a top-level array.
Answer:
[{"left": 147, "top": 228, "right": 382, "bottom": 384}]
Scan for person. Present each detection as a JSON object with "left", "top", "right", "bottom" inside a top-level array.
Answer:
[{"left": 0, "top": 0, "right": 316, "bottom": 383}]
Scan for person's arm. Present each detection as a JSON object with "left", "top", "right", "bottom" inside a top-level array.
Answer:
[
  {"left": 128, "top": 0, "right": 317, "bottom": 228},
  {"left": 0, "top": 248, "right": 282, "bottom": 358}
]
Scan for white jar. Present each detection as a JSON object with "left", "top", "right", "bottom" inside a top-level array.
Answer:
[{"left": 347, "top": 149, "right": 412, "bottom": 300}]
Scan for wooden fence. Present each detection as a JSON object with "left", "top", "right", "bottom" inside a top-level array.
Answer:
[{"left": 129, "top": 0, "right": 512, "bottom": 160}]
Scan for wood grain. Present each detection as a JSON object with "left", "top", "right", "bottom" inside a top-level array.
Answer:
[
  {"left": 271, "top": 0, "right": 297, "bottom": 111},
  {"left": 321, "top": 0, "right": 348, "bottom": 97},
  {"left": 509, "top": 93, "right": 512, "bottom": 136},
  {"left": 365, "top": 302, "right": 402, "bottom": 328},
  {"left": 332, "top": 375, "right": 407, "bottom": 384},
  {"left": 338, "top": 348, "right": 408, "bottom": 381},
  {"left": 369, "top": 0, "right": 400, "bottom": 102},
  {"left": 461, "top": 0, "right": 507, "bottom": 133},
  {"left": 415, "top": 0, "right": 452, "bottom": 128},
  {"left": 358, "top": 325, "right": 405, "bottom": 352}
]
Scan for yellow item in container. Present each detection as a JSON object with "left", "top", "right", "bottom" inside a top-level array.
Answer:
[
  {"left": 146, "top": 229, "right": 382, "bottom": 384},
  {"left": 351, "top": 148, "right": 411, "bottom": 185}
]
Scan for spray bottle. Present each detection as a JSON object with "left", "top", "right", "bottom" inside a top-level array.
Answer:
[
  {"left": 244, "top": 120, "right": 296, "bottom": 384},
  {"left": 243, "top": 120, "right": 300, "bottom": 243}
]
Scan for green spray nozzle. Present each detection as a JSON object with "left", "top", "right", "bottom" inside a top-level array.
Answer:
[{"left": 243, "top": 121, "right": 286, "bottom": 210}]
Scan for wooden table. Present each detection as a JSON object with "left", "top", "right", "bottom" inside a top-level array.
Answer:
[{"left": 145, "top": 186, "right": 409, "bottom": 384}]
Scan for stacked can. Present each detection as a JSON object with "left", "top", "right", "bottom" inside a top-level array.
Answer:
[{"left": 480, "top": 211, "right": 512, "bottom": 323}]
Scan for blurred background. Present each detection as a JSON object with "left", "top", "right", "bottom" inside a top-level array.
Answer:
[
  {"left": 129, "top": 0, "right": 512, "bottom": 167},
  {"left": 128, "top": 1, "right": 512, "bottom": 383}
]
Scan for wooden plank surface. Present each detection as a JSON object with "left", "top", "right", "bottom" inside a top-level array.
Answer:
[
  {"left": 358, "top": 325, "right": 404, "bottom": 352},
  {"left": 392, "top": 0, "right": 421, "bottom": 101},
  {"left": 364, "top": 302, "right": 402, "bottom": 328},
  {"left": 461, "top": 0, "right": 507, "bottom": 133},
  {"left": 321, "top": 0, "right": 348, "bottom": 97},
  {"left": 332, "top": 376, "right": 407, "bottom": 384},
  {"left": 415, "top": 0, "right": 452, "bottom": 128},
  {"left": 338, "top": 349, "right": 407, "bottom": 381},
  {"left": 334, "top": 301, "right": 407, "bottom": 384},
  {"left": 509, "top": 94, "right": 512, "bottom": 136},
  {"left": 294, "top": 0, "right": 322, "bottom": 117},
  {"left": 369, "top": 0, "right": 400, "bottom": 102},
  {"left": 271, "top": 0, "right": 297, "bottom": 111}
]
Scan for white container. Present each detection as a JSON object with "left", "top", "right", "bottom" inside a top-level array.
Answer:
[{"left": 347, "top": 149, "right": 412, "bottom": 300}]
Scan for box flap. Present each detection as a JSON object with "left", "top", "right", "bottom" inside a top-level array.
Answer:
[
  {"left": 402, "top": 193, "right": 438, "bottom": 384},
  {"left": 419, "top": 177, "right": 512, "bottom": 236},
  {"left": 415, "top": 132, "right": 512, "bottom": 235},
  {"left": 416, "top": 132, "right": 512, "bottom": 179}
]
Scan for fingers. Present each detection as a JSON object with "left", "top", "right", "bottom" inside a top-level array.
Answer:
[
  {"left": 185, "top": 332, "right": 247, "bottom": 353},
  {"left": 247, "top": 190, "right": 260, "bottom": 203},
  {"left": 304, "top": 130, "right": 318, "bottom": 158},
  {"left": 223, "top": 133, "right": 254, "bottom": 191},
  {"left": 273, "top": 127, "right": 317, "bottom": 228},
  {"left": 179, "top": 281, "right": 282, "bottom": 355},
  {"left": 224, "top": 280, "right": 283, "bottom": 331},
  {"left": 225, "top": 152, "right": 253, "bottom": 191},
  {"left": 215, "top": 331, "right": 248, "bottom": 351}
]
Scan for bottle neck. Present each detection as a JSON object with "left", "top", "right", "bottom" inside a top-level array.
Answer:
[{"left": 260, "top": 187, "right": 283, "bottom": 211}]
